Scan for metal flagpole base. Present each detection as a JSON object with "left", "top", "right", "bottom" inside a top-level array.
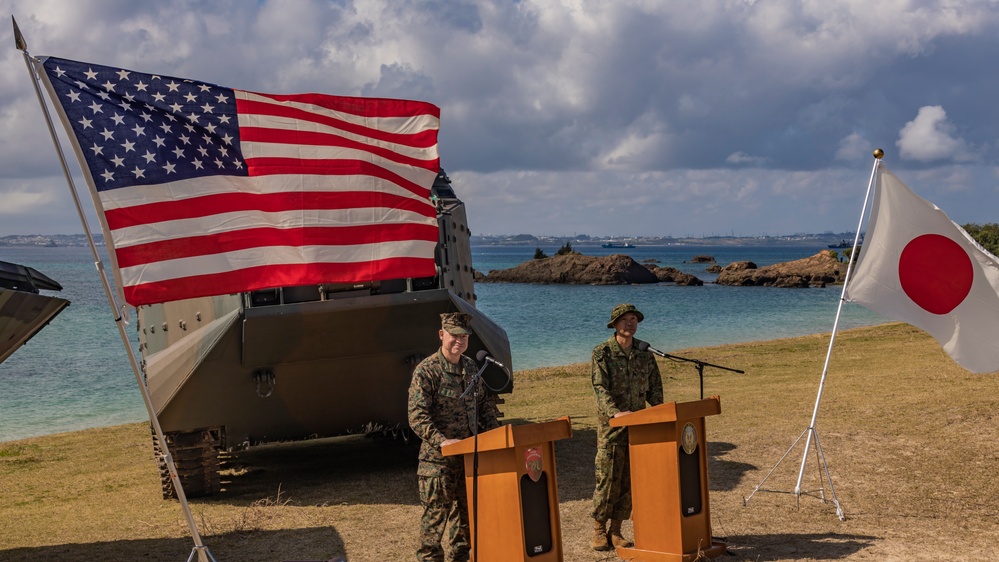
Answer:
[
  {"left": 186, "top": 545, "right": 218, "bottom": 562},
  {"left": 741, "top": 152, "right": 876, "bottom": 525},
  {"left": 742, "top": 426, "right": 846, "bottom": 521}
]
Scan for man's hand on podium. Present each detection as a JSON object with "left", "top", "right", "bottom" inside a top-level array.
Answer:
[
  {"left": 440, "top": 438, "right": 461, "bottom": 450},
  {"left": 613, "top": 411, "right": 632, "bottom": 418}
]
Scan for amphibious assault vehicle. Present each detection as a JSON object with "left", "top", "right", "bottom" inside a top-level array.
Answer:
[
  {"left": 0, "top": 260, "right": 69, "bottom": 365},
  {"left": 136, "top": 169, "right": 512, "bottom": 498}
]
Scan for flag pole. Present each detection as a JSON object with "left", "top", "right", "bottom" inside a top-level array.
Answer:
[
  {"left": 743, "top": 148, "right": 884, "bottom": 520},
  {"left": 14, "top": 16, "right": 216, "bottom": 562}
]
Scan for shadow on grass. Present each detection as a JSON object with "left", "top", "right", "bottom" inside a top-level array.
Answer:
[
  {"left": 206, "top": 432, "right": 421, "bottom": 507},
  {"left": 209, "top": 419, "right": 602, "bottom": 506},
  {"left": 0, "top": 526, "right": 351, "bottom": 562},
  {"left": 545, "top": 425, "right": 757, "bottom": 501},
  {"left": 709, "top": 441, "right": 757, "bottom": 492},
  {"left": 186, "top": 421, "right": 755, "bottom": 512},
  {"left": 727, "top": 532, "right": 879, "bottom": 560}
]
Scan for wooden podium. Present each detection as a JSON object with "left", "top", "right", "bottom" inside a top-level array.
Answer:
[
  {"left": 442, "top": 417, "right": 571, "bottom": 562},
  {"left": 609, "top": 397, "right": 726, "bottom": 562}
]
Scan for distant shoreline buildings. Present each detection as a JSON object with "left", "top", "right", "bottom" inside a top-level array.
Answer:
[
  {"left": 0, "top": 232, "right": 856, "bottom": 248},
  {"left": 0, "top": 234, "right": 105, "bottom": 247},
  {"left": 469, "top": 232, "right": 858, "bottom": 247}
]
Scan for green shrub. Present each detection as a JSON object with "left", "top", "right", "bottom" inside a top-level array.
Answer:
[{"left": 963, "top": 223, "right": 999, "bottom": 256}]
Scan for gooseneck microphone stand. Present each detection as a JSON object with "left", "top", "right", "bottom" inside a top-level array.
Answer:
[
  {"left": 639, "top": 342, "right": 744, "bottom": 399},
  {"left": 460, "top": 353, "right": 513, "bottom": 562},
  {"left": 460, "top": 360, "right": 489, "bottom": 562}
]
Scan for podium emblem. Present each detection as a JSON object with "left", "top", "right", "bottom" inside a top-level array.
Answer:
[
  {"left": 681, "top": 423, "right": 698, "bottom": 455},
  {"left": 525, "top": 447, "right": 543, "bottom": 482}
]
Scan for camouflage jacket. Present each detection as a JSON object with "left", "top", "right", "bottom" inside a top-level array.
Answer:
[
  {"left": 591, "top": 336, "right": 664, "bottom": 429},
  {"left": 408, "top": 349, "right": 501, "bottom": 476}
]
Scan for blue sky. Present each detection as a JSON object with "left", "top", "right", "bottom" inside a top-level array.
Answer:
[{"left": 2, "top": 0, "right": 999, "bottom": 238}]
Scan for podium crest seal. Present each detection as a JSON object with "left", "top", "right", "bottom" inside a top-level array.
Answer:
[
  {"left": 681, "top": 422, "right": 698, "bottom": 455},
  {"left": 525, "top": 447, "right": 543, "bottom": 482}
]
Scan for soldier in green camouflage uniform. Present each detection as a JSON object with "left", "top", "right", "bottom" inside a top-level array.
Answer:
[
  {"left": 408, "top": 312, "right": 501, "bottom": 562},
  {"left": 590, "top": 303, "right": 664, "bottom": 551}
]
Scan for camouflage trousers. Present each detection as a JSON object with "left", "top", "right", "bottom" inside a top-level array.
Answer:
[
  {"left": 592, "top": 433, "right": 632, "bottom": 521},
  {"left": 417, "top": 472, "right": 470, "bottom": 562}
]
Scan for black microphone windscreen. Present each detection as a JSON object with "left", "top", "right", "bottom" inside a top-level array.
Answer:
[
  {"left": 476, "top": 349, "right": 490, "bottom": 362},
  {"left": 636, "top": 341, "right": 649, "bottom": 351}
]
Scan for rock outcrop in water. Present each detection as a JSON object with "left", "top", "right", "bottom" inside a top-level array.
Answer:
[
  {"left": 715, "top": 250, "right": 844, "bottom": 288},
  {"left": 645, "top": 264, "right": 704, "bottom": 286},
  {"left": 478, "top": 250, "right": 841, "bottom": 287},
  {"left": 480, "top": 253, "right": 703, "bottom": 285}
]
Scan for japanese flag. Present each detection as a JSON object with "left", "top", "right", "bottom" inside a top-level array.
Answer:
[{"left": 845, "top": 166, "right": 999, "bottom": 374}]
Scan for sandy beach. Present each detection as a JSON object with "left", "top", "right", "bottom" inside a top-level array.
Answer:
[{"left": 1, "top": 322, "right": 997, "bottom": 561}]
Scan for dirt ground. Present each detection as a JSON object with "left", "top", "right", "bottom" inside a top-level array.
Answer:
[{"left": 2, "top": 323, "right": 998, "bottom": 561}]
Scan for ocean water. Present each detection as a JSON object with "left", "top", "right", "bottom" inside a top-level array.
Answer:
[
  {"left": 0, "top": 246, "right": 147, "bottom": 443},
  {"left": 0, "top": 243, "right": 884, "bottom": 442},
  {"left": 472, "top": 244, "right": 884, "bottom": 371}
]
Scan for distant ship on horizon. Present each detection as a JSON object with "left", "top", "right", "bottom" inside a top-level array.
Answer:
[
  {"left": 601, "top": 242, "right": 636, "bottom": 248},
  {"left": 828, "top": 236, "right": 862, "bottom": 249}
]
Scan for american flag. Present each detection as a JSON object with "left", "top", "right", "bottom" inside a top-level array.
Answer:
[{"left": 37, "top": 56, "right": 441, "bottom": 307}]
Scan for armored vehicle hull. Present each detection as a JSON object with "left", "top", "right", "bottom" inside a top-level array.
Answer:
[
  {"left": 135, "top": 170, "right": 512, "bottom": 498},
  {"left": 0, "top": 260, "right": 69, "bottom": 364}
]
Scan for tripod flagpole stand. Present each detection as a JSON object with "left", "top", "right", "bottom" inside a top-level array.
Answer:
[
  {"left": 15, "top": 17, "right": 216, "bottom": 562},
  {"left": 743, "top": 149, "right": 884, "bottom": 521}
]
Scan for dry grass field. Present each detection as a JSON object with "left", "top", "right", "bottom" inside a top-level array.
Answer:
[{"left": 1, "top": 322, "right": 998, "bottom": 561}]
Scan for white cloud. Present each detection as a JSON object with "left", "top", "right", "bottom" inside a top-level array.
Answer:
[
  {"left": 896, "top": 105, "right": 973, "bottom": 162},
  {"left": 3, "top": 0, "right": 999, "bottom": 236},
  {"left": 457, "top": 167, "right": 872, "bottom": 237},
  {"left": 677, "top": 93, "right": 711, "bottom": 118},
  {"left": 726, "top": 152, "right": 768, "bottom": 166},
  {"left": 835, "top": 132, "right": 873, "bottom": 162},
  {"left": 0, "top": 188, "right": 53, "bottom": 215}
]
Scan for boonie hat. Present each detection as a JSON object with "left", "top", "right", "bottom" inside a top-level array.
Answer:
[
  {"left": 441, "top": 312, "right": 473, "bottom": 335},
  {"left": 607, "top": 303, "right": 644, "bottom": 329}
]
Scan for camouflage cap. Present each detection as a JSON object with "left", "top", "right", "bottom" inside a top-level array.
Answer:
[
  {"left": 607, "top": 303, "right": 645, "bottom": 329},
  {"left": 441, "top": 312, "right": 474, "bottom": 335}
]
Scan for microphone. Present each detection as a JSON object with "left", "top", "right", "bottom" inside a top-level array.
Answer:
[
  {"left": 476, "top": 349, "right": 507, "bottom": 370},
  {"left": 636, "top": 341, "right": 668, "bottom": 358}
]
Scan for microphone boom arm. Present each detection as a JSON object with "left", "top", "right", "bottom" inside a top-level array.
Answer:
[{"left": 644, "top": 344, "right": 744, "bottom": 399}]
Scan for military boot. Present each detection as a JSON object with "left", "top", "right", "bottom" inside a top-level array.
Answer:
[
  {"left": 609, "top": 519, "right": 633, "bottom": 548},
  {"left": 591, "top": 518, "right": 610, "bottom": 551}
]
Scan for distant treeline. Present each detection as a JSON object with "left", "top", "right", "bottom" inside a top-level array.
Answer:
[{"left": 963, "top": 223, "right": 999, "bottom": 255}]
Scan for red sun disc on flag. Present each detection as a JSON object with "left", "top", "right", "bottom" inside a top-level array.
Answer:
[{"left": 898, "top": 234, "right": 974, "bottom": 315}]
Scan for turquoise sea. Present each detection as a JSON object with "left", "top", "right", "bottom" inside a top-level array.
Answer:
[{"left": 0, "top": 243, "right": 884, "bottom": 442}]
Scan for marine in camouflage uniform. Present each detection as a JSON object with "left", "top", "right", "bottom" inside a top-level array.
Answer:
[
  {"left": 408, "top": 312, "right": 501, "bottom": 562},
  {"left": 591, "top": 303, "right": 664, "bottom": 550}
]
